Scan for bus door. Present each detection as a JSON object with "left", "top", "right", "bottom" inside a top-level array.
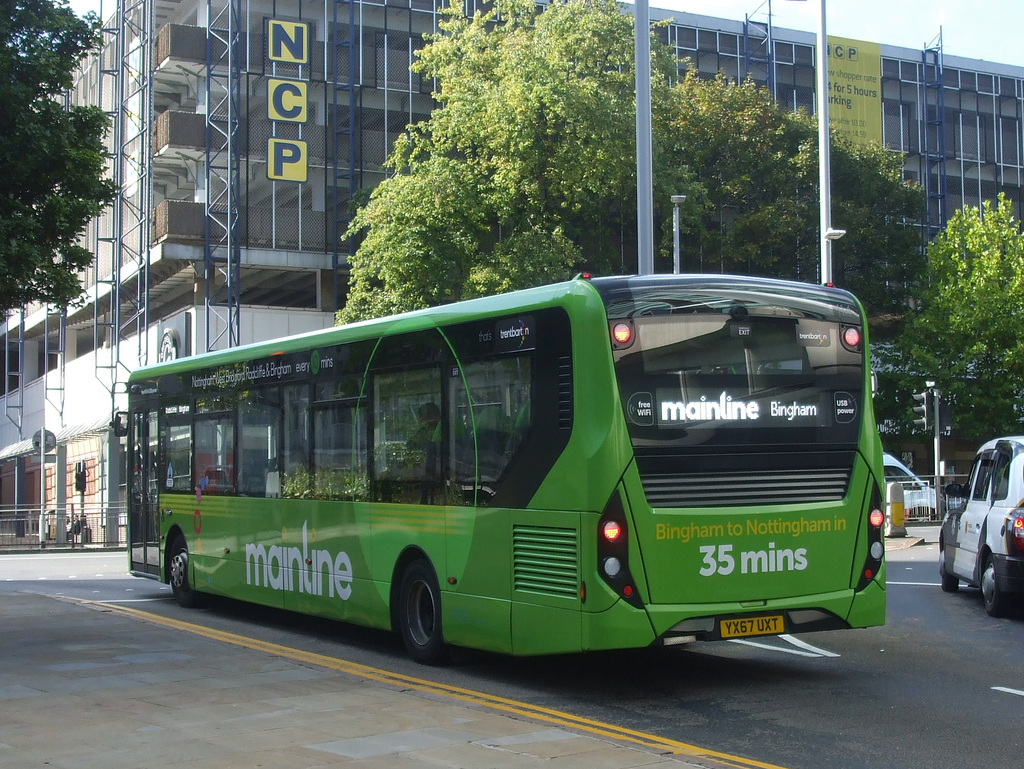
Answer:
[{"left": 129, "top": 407, "right": 161, "bottom": 576}]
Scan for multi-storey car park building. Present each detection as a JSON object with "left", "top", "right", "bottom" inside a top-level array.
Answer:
[{"left": 1, "top": 0, "right": 1022, "bottom": 547}]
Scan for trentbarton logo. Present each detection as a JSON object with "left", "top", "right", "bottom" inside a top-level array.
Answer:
[{"left": 245, "top": 522, "right": 353, "bottom": 599}]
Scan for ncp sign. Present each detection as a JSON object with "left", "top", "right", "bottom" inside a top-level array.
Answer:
[{"left": 266, "top": 19, "right": 309, "bottom": 182}]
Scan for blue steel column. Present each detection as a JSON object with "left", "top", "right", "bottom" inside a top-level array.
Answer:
[
  {"left": 333, "top": 0, "right": 358, "bottom": 311},
  {"left": 204, "top": 0, "right": 242, "bottom": 350}
]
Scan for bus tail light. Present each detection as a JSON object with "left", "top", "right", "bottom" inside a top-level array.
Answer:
[
  {"left": 857, "top": 489, "right": 885, "bottom": 590},
  {"left": 609, "top": 321, "right": 635, "bottom": 350},
  {"left": 1006, "top": 512, "right": 1024, "bottom": 553},
  {"left": 598, "top": 490, "right": 644, "bottom": 608}
]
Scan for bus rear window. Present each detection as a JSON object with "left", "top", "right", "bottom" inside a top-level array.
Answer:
[{"left": 595, "top": 278, "right": 865, "bottom": 450}]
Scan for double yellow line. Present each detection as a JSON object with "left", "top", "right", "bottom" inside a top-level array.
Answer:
[{"left": 81, "top": 597, "right": 786, "bottom": 769}]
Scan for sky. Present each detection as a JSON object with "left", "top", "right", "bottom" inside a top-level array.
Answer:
[
  {"left": 653, "top": 0, "right": 1024, "bottom": 69},
  {"left": 66, "top": 0, "right": 1024, "bottom": 70}
]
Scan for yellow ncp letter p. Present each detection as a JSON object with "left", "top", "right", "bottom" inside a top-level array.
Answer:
[{"left": 268, "top": 139, "right": 307, "bottom": 182}]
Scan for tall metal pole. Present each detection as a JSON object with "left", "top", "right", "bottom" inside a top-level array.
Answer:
[
  {"left": 635, "top": 0, "right": 654, "bottom": 275},
  {"left": 671, "top": 194, "right": 686, "bottom": 274},
  {"left": 815, "top": 0, "right": 833, "bottom": 285},
  {"left": 672, "top": 202, "right": 681, "bottom": 274}
]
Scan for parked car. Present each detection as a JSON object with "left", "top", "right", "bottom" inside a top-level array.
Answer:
[
  {"left": 883, "top": 453, "right": 936, "bottom": 517},
  {"left": 938, "top": 436, "right": 1024, "bottom": 617}
]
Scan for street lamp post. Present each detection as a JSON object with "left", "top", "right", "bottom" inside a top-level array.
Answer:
[
  {"left": 635, "top": 0, "right": 654, "bottom": 275},
  {"left": 671, "top": 194, "right": 686, "bottom": 274},
  {"left": 785, "top": 0, "right": 842, "bottom": 285},
  {"left": 814, "top": 0, "right": 835, "bottom": 285}
]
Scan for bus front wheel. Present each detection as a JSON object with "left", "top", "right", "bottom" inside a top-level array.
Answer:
[
  {"left": 398, "top": 559, "right": 447, "bottom": 665},
  {"left": 169, "top": 535, "right": 201, "bottom": 608}
]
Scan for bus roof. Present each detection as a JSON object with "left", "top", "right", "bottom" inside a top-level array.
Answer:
[
  {"left": 129, "top": 273, "right": 862, "bottom": 381},
  {"left": 128, "top": 276, "right": 598, "bottom": 381}
]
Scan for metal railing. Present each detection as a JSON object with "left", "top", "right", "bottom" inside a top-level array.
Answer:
[
  {"left": 0, "top": 503, "right": 127, "bottom": 551},
  {"left": 889, "top": 473, "right": 968, "bottom": 523}
]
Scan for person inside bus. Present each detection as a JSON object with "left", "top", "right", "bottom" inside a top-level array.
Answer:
[{"left": 414, "top": 402, "right": 442, "bottom": 503}]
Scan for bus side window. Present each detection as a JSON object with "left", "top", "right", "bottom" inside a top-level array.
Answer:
[
  {"left": 372, "top": 366, "right": 443, "bottom": 504},
  {"left": 238, "top": 388, "right": 281, "bottom": 497},
  {"left": 163, "top": 422, "right": 193, "bottom": 492},
  {"left": 281, "top": 384, "right": 311, "bottom": 492},
  {"left": 312, "top": 397, "right": 368, "bottom": 500},
  {"left": 452, "top": 355, "right": 532, "bottom": 505},
  {"left": 194, "top": 414, "right": 235, "bottom": 495}
]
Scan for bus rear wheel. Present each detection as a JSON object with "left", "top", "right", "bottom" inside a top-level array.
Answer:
[
  {"left": 169, "top": 535, "right": 200, "bottom": 608},
  {"left": 398, "top": 559, "right": 447, "bottom": 665}
]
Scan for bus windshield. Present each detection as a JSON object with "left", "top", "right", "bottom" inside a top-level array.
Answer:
[{"left": 595, "top": 276, "right": 863, "bottom": 451}]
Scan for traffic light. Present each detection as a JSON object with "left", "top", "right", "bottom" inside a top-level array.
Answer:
[
  {"left": 938, "top": 399, "right": 953, "bottom": 436},
  {"left": 911, "top": 391, "right": 931, "bottom": 431},
  {"left": 74, "top": 461, "right": 87, "bottom": 493}
]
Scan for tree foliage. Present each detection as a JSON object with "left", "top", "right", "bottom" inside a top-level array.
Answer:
[
  {"left": 0, "top": 0, "right": 116, "bottom": 311},
  {"left": 879, "top": 194, "right": 1024, "bottom": 440},
  {"left": 342, "top": 0, "right": 679, "bottom": 322},
  {"left": 341, "top": 0, "right": 922, "bottom": 323},
  {"left": 664, "top": 71, "right": 922, "bottom": 314}
]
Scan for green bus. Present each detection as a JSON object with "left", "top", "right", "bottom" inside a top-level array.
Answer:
[{"left": 127, "top": 274, "right": 886, "bottom": 663}]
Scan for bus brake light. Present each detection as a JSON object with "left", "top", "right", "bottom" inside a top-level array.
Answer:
[
  {"left": 869, "top": 509, "right": 885, "bottom": 528},
  {"left": 611, "top": 323, "right": 632, "bottom": 346},
  {"left": 602, "top": 520, "right": 622, "bottom": 542}
]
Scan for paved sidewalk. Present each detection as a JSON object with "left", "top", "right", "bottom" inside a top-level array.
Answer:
[{"left": 0, "top": 592, "right": 711, "bottom": 769}]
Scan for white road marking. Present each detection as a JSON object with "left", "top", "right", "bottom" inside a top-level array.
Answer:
[
  {"left": 779, "top": 634, "right": 841, "bottom": 658},
  {"left": 992, "top": 686, "right": 1024, "bottom": 697},
  {"left": 728, "top": 639, "right": 822, "bottom": 657}
]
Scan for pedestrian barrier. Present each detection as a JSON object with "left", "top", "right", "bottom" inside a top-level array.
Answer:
[{"left": 0, "top": 504, "right": 126, "bottom": 551}]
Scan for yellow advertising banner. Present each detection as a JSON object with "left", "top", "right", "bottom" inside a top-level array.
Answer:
[{"left": 826, "top": 36, "right": 882, "bottom": 146}]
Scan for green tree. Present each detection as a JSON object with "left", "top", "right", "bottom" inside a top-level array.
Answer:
[
  {"left": 0, "top": 0, "right": 116, "bottom": 311},
  {"left": 881, "top": 194, "right": 1024, "bottom": 440},
  {"left": 664, "top": 71, "right": 922, "bottom": 314},
  {"left": 342, "top": 0, "right": 922, "bottom": 323},
  {"left": 342, "top": 0, "right": 682, "bottom": 322}
]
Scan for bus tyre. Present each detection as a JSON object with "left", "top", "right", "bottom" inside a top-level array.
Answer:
[
  {"left": 169, "top": 535, "right": 200, "bottom": 609},
  {"left": 398, "top": 559, "right": 447, "bottom": 665},
  {"left": 981, "top": 554, "right": 1006, "bottom": 618}
]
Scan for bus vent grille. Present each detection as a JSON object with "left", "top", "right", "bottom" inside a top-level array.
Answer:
[
  {"left": 512, "top": 525, "right": 578, "bottom": 598},
  {"left": 557, "top": 355, "right": 573, "bottom": 430},
  {"left": 642, "top": 467, "right": 851, "bottom": 508}
]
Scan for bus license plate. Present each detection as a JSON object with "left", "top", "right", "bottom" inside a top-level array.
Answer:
[{"left": 720, "top": 615, "right": 784, "bottom": 639}]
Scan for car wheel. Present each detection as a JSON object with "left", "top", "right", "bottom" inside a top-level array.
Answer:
[
  {"left": 938, "top": 548, "right": 959, "bottom": 593},
  {"left": 169, "top": 535, "right": 201, "bottom": 608},
  {"left": 397, "top": 559, "right": 447, "bottom": 665},
  {"left": 981, "top": 553, "right": 1006, "bottom": 618}
]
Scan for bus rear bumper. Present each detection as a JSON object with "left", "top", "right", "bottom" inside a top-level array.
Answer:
[{"left": 643, "top": 583, "right": 885, "bottom": 644}]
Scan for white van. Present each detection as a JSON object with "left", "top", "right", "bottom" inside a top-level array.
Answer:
[{"left": 938, "top": 437, "right": 1024, "bottom": 616}]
